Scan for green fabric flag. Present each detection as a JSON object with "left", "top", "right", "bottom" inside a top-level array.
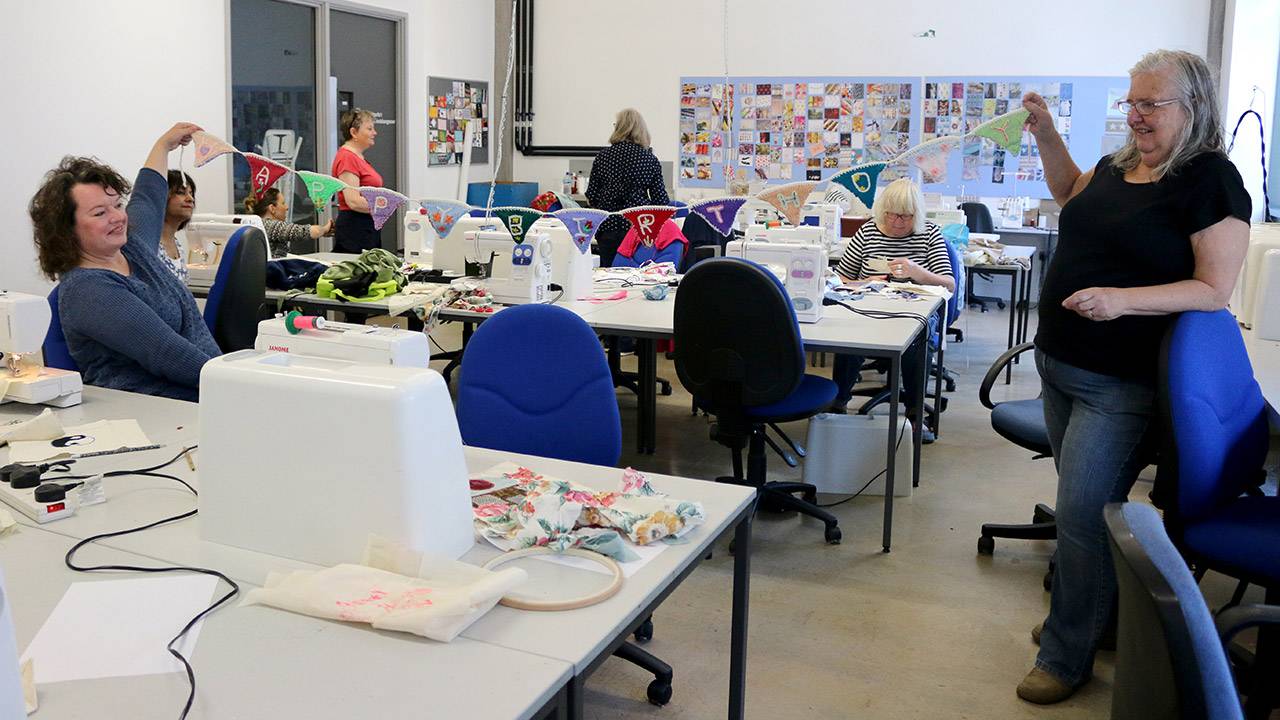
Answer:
[
  {"left": 490, "top": 207, "right": 545, "bottom": 244},
  {"left": 972, "top": 109, "right": 1031, "bottom": 154},
  {"left": 295, "top": 170, "right": 350, "bottom": 208}
]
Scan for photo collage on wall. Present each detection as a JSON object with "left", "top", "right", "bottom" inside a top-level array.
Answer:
[
  {"left": 678, "top": 82, "right": 733, "bottom": 182},
  {"left": 920, "top": 80, "right": 1072, "bottom": 185},
  {"left": 427, "top": 79, "right": 488, "bottom": 166}
]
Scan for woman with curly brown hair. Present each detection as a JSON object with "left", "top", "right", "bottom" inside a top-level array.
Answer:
[{"left": 30, "top": 122, "right": 221, "bottom": 402}]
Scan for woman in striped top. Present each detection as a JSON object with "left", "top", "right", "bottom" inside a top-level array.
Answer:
[{"left": 830, "top": 178, "right": 954, "bottom": 441}]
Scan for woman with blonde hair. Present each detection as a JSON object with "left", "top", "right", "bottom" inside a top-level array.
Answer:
[{"left": 586, "top": 108, "right": 670, "bottom": 266}]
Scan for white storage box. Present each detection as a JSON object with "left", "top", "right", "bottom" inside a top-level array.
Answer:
[{"left": 802, "top": 412, "right": 914, "bottom": 497}]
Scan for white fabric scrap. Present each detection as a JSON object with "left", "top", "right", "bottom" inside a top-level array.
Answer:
[{"left": 0, "top": 409, "right": 64, "bottom": 447}]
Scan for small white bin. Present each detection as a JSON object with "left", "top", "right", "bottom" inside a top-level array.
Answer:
[{"left": 802, "top": 412, "right": 914, "bottom": 497}]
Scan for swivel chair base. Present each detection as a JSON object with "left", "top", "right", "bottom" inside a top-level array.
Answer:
[
  {"left": 717, "top": 476, "right": 842, "bottom": 545},
  {"left": 613, "top": 638, "right": 673, "bottom": 706},
  {"left": 978, "top": 504, "right": 1057, "bottom": 591}
]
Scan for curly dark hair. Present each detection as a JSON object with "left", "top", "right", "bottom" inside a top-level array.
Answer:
[{"left": 29, "top": 156, "right": 131, "bottom": 280}]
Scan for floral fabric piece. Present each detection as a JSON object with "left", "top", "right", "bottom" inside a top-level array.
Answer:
[
  {"left": 420, "top": 198, "right": 474, "bottom": 239},
  {"left": 897, "top": 137, "right": 961, "bottom": 184}
]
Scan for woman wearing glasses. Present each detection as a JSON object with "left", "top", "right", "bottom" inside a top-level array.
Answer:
[{"left": 1018, "top": 50, "right": 1251, "bottom": 704}]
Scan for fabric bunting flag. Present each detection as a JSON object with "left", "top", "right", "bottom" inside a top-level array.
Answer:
[
  {"left": 620, "top": 205, "right": 678, "bottom": 245},
  {"left": 689, "top": 197, "right": 748, "bottom": 236},
  {"left": 358, "top": 187, "right": 409, "bottom": 230},
  {"left": 490, "top": 207, "right": 545, "bottom": 244},
  {"left": 190, "top": 131, "right": 238, "bottom": 168},
  {"left": 553, "top": 208, "right": 610, "bottom": 255},
  {"left": 898, "top": 137, "right": 962, "bottom": 185},
  {"left": 972, "top": 108, "right": 1031, "bottom": 154},
  {"left": 242, "top": 153, "right": 291, "bottom": 199},
  {"left": 756, "top": 181, "right": 818, "bottom": 226},
  {"left": 830, "top": 162, "right": 887, "bottom": 212},
  {"left": 420, "top": 198, "right": 473, "bottom": 239},
  {"left": 295, "top": 170, "right": 349, "bottom": 208}
]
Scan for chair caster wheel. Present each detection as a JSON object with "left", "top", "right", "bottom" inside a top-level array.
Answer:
[
  {"left": 1043, "top": 570, "right": 1054, "bottom": 592},
  {"left": 634, "top": 619, "right": 654, "bottom": 642},
  {"left": 825, "top": 526, "right": 842, "bottom": 544},
  {"left": 646, "top": 680, "right": 672, "bottom": 706},
  {"left": 977, "top": 535, "right": 995, "bottom": 555},
  {"left": 802, "top": 489, "right": 817, "bottom": 504},
  {"left": 659, "top": 384, "right": 673, "bottom": 396}
]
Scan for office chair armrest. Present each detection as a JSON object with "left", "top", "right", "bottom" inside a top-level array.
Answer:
[
  {"left": 978, "top": 342, "right": 1036, "bottom": 410},
  {"left": 1215, "top": 603, "right": 1280, "bottom": 645}
]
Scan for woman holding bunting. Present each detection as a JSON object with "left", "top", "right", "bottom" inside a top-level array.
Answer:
[
  {"left": 1016, "top": 49, "right": 1250, "bottom": 704},
  {"left": 586, "top": 108, "right": 670, "bottom": 267},
  {"left": 331, "top": 108, "right": 384, "bottom": 253}
]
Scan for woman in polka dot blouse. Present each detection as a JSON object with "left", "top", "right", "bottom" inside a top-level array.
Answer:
[{"left": 586, "top": 108, "right": 670, "bottom": 266}]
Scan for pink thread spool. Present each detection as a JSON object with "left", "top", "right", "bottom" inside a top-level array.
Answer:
[{"left": 284, "top": 310, "right": 325, "bottom": 335}]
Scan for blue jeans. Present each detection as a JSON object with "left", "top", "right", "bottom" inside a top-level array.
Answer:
[
  {"left": 1034, "top": 349, "right": 1155, "bottom": 686},
  {"left": 832, "top": 313, "right": 938, "bottom": 411}
]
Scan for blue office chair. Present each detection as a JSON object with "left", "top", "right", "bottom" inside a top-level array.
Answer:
[
  {"left": 960, "top": 202, "right": 1005, "bottom": 312},
  {"left": 1158, "top": 309, "right": 1279, "bottom": 719},
  {"left": 1105, "top": 502, "right": 1280, "bottom": 720},
  {"left": 203, "top": 226, "right": 267, "bottom": 352},
  {"left": 673, "top": 257, "right": 841, "bottom": 544},
  {"left": 42, "top": 286, "right": 79, "bottom": 372},
  {"left": 454, "top": 303, "right": 672, "bottom": 706}
]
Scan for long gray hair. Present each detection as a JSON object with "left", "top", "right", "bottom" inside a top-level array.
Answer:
[{"left": 1110, "top": 49, "right": 1225, "bottom": 180}]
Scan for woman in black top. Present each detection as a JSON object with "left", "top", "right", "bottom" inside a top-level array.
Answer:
[
  {"left": 1017, "top": 50, "right": 1251, "bottom": 705},
  {"left": 586, "top": 108, "right": 670, "bottom": 266}
]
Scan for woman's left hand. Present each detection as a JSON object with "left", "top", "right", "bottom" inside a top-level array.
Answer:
[
  {"left": 888, "top": 257, "right": 924, "bottom": 282},
  {"left": 1063, "top": 287, "right": 1127, "bottom": 321}
]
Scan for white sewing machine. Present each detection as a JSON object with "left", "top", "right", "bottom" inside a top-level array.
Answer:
[
  {"left": 0, "top": 290, "right": 82, "bottom": 407},
  {"left": 744, "top": 224, "right": 826, "bottom": 246},
  {"left": 926, "top": 209, "right": 968, "bottom": 228},
  {"left": 432, "top": 214, "right": 501, "bottom": 274},
  {"left": 532, "top": 217, "right": 594, "bottom": 300},
  {"left": 404, "top": 209, "right": 433, "bottom": 265},
  {"left": 801, "top": 203, "right": 842, "bottom": 252},
  {"left": 185, "top": 220, "right": 271, "bottom": 290},
  {"left": 198, "top": 351, "right": 474, "bottom": 566},
  {"left": 1232, "top": 223, "right": 1280, "bottom": 330},
  {"left": 254, "top": 313, "right": 430, "bottom": 367},
  {"left": 465, "top": 229, "right": 553, "bottom": 305},
  {"left": 725, "top": 235, "right": 828, "bottom": 323}
]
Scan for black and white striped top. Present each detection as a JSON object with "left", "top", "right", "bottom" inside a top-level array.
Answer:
[{"left": 835, "top": 221, "right": 953, "bottom": 281}]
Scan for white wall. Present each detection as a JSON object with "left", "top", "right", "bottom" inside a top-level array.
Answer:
[
  {"left": 1221, "top": 0, "right": 1280, "bottom": 222},
  {"left": 513, "top": 0, "right": 1210, "bottom": 198},
  {"left": 0, "top": 0, "right": 493, "bottom": 295}
]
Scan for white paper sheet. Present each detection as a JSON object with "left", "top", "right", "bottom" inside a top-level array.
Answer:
[
  {"left": 6, "top": 419, "right": 151, "bottom": 464},
  {"left": 21, "top": 575, "right": 219, "bottom": 684}
]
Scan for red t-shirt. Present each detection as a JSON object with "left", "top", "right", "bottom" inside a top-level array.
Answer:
[{"left": 330, "top": 146, "right": 383, "bottom": 211}]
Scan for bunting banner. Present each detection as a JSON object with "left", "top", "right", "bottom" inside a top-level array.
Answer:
[
  {"left": 358, "top": 187, "right": 409, "bottom": 230},
  {"left": 756, "top": 181, "right": 818, "bottom": 226},
  {"left": 620, "top": 205, "right": 678, "bottom": 245},
  {"left": 972, "top": 108, "right": 1031, "bottom": 154},
  {"left": 553, "top": 208, "right": 610, "bottom": 255},
  {"left": 899, "top": 137, "right": 962, "bottom": 185},
  {"left": 191, "top": 131, "right": 238, "bottom": 168},
  {"left": 689, "top": 197, "right": 748, "bottom": 236},
  {"left": 420, "top": 198, "right": 474, "bottom": 239},
  {"left": 830, "top": 162, "right": 887, "bottom": 212},
  {"left": 242, "top": 153, "right": 291, "bottom": 200},
  {"left": 490, "top": 207, "right": 545, "bottom": 244},
  {"left": 295, "top": 170, "right": 349, "bottom": 208}
]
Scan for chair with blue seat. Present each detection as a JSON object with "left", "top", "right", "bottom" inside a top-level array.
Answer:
[
  {"left": 960, "top": 201, "right": 1005, "bottom": 312},
  {"left": 454, "top": 303, "right": 674, "bottom": 706},
  {"left": 1104, "top": 502, "right": 1280, "bottom": 720},
  {"left": 673, "top": 257, "right": 842, "bottom": 544},
  {"left": 42, "top": 286, "right": 79, "bottom": 372},
  {"left": 1157, "top": 308, "right": 1279, "bottom": 719},
  {"left": 203, "top": 226, "right": 268, "bottom": 352}
]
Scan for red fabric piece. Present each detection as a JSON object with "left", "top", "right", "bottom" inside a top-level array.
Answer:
[
  {"left": 243, "top": 153, "right": 290, "bottom": 200},
  {"left": 616, "top": 219, "right": 687, "bottom": 260},
  {"left": 330, "top": 147, "right": 384, "bottom": 211},
  {"left": 530, "top": 191, "right": 563, "bottom": 212}
]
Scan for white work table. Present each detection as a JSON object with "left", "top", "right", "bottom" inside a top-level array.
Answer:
[
  {"left": 0, "top": 388, "right": 756, "bottom": 719},
  {"left": 1243, "top": 327, "right": 1280, "bottom": 427}
]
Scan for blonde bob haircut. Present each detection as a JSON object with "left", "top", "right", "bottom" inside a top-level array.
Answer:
[
  {"left": 609, "top": 108, "right": 651, "bottom": 147},
  {"left": 1110, "top": 49, "right": 1225, "bottom": 181},
  {"left": 872, "top": 178, "right": 927, "bottom": 235}
]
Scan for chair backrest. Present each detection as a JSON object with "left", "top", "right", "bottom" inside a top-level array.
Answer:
[
  {"left": 942, "top": 233, "right": 965, "bottom": 328},
  {"left": 42, "top": 286, "right": 78, "bottom": 372},
  {"left": 959, "top": 202, "right": 994, "bottom": 234},
  {"left": 673, "top": 257, "right": 805, "bottom": 415},
  {"left": 1158, "top": 310, "right": 1270, "bottom": 523},
  {"left": 611, "top": 219, "right": 687, "bottom": 268},
  {"left": 203, "top": 226, "right": 267, "bottom": 352},
  {"left": 1105, "top": 502, "right": 1243, "bottom": 720},
  {"left": 456, "top": 304, "right": 621, "bottom": 466}
]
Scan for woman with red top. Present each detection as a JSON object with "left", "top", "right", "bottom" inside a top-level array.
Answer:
[{"left": 330, "top": 108, "right": 383, "bottom": 253}]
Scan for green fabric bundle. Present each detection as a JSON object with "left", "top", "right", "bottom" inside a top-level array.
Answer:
[{"left": 317, "top": 248, "right": 407, "bottom": 302}]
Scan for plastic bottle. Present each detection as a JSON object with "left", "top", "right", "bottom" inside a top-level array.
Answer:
[{"left": 562, "top": 171, "right": 573, "bottom": 195}]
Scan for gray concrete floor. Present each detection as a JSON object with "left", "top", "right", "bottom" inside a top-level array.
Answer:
[{"left": 427, "top": 302, "right": 1264, "bottom": 719}]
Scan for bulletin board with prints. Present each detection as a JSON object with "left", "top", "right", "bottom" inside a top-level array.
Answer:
[{"left": 427, "top": 76, "right": 489, "bottom": 166}]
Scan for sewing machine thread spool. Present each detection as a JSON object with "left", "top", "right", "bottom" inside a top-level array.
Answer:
[{"left": 284, "top": 311, "right": 326, "bottom": 335}]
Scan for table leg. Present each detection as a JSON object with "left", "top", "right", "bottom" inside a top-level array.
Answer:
[
  {"left": 637, "top": 338, "right": 658, "bottom": 455},
  {"left": 932, "top": 306, "right": 945, "bottom": 440},
  {"left": 567, "top": 674, "right": 585, "bottom": 720},
  {"left": 913, "top": 335, "right": 927, "bottom": 488},
  {"left": 728, "top": 508, "right": 754, "bottom": 720},
  {"left": 1020, "top": 261, "right": 1033, "bottom": 344},
  {"left": 883, "top": 352, "right": 900, "bottom": 553},
  {"left": 1004, "top": 269, "right": 1018, "bottom": 384}
]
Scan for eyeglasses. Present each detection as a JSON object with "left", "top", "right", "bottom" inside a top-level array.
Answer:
[
  {"left": 884, "top": 212, "right": 914, "bottom": 222},
  {"left": 1115, "top": 98, "right": 1180, "bottom": 116}
]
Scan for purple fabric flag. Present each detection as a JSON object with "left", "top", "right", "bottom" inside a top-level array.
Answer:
[
  {"left": 690, "top": 197, "right": 748, "bottom": 236},
  {"left": 553, "top": 208, "right": 611, "bottom": 254},
  {"left": 420, "top": 198, "right": 473, "bottom": 238},
  {"left": 358, "top": 187, "right": 409, "bottom": 231}
]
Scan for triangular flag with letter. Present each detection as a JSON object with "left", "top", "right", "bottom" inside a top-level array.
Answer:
[
  {"left": 242, "top": 153, "right": 291, "bottom": 199},
  {"left": 295, "top": 170, "right": 348, "bottom": 207},
  {"left": 620, "top": 206, "right": 677, "bottom": 245},
  {"left": 553, "top": 208, "right": 610, "bottom": 254},
  {"left": 896, "top": 136, "right": 961, "bottom": 185},
  {"left": 972, "top": 108, "right": 1031, "bottom": 154},
  {"left": 756, "top": 181, "right": 818, "bottom": 226},
  {"left": 690, "top": 197, "right": 748, "bottom": 236},
  {"left": 830, "top": 162, "right": 886, "bottom": 212},
  {"left": 191, "top": 131, "right": 238, "bottom": 168},
  {"left": 420, "top": 198, "right": 474, "bottom": 238},
  {"left": 358, "top": 187, "right": 409, "bottom": 230},
  {"left": 490, "top": 207, "right": 545, "bottom": 244}
]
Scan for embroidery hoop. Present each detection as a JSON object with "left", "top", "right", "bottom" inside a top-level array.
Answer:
[{"left": 482, "top": 547, "right": 623, "bottom": 611}]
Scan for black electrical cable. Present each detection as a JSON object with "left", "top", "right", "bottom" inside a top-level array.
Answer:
[
  {"left": 1227, "top": 108, "right": 1272, "bottom": 222},
  {"left": 816, "top": 418, "right": 909, "bottom": 508},
  {"left": 428, "top": 334, "right": 457, "bottom": 355}
]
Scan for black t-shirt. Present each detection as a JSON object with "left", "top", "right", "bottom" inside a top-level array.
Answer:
[{"left": 1036, "top": 152, "right": 1251, "bottom": 381}]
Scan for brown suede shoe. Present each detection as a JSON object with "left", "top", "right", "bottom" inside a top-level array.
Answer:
[{"left": 1017, "top": 667, "right": 1076, "bottom": 704}]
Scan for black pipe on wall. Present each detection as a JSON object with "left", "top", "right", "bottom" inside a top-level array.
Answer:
[{"left": 513, "top": 0, "right": 606, "bottom": 157}]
